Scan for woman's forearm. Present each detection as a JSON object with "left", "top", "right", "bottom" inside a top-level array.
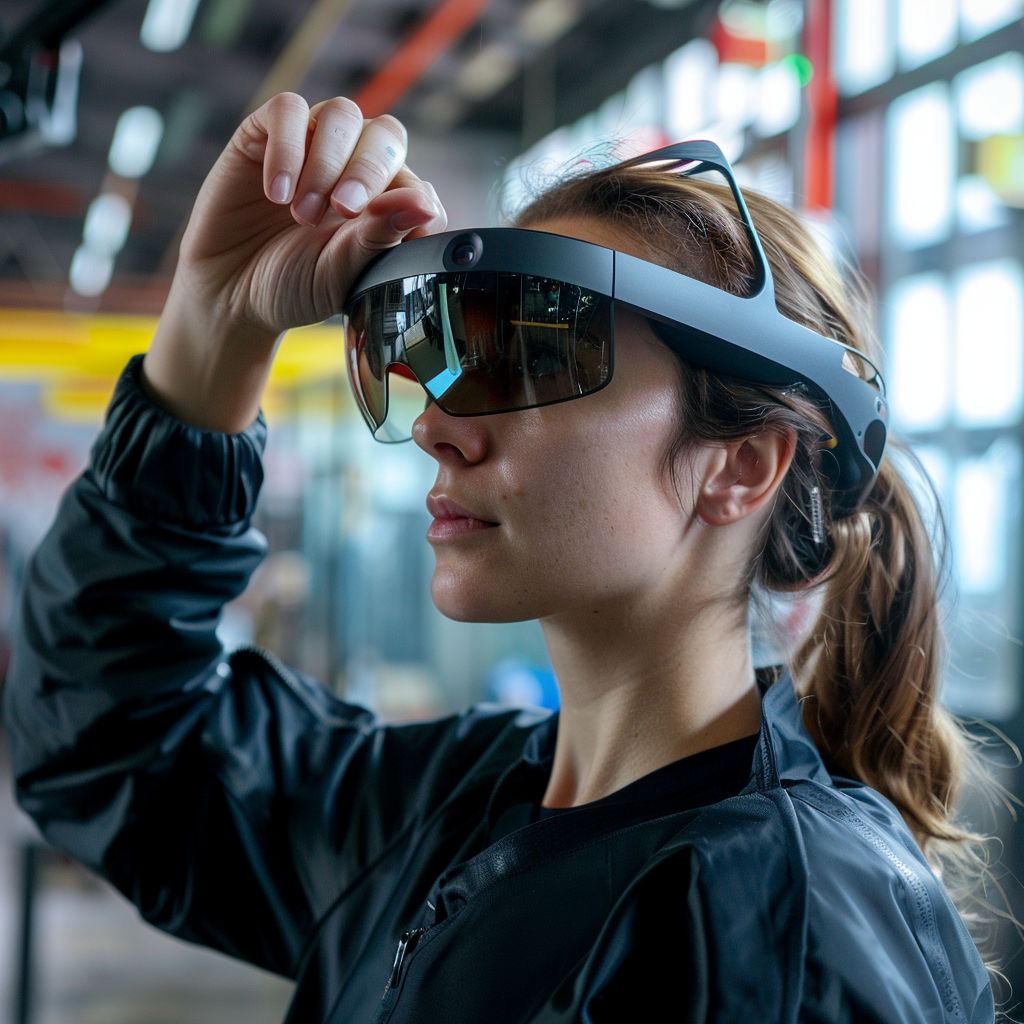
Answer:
[{"left": 142, "top": 273, "right": 282, "bottom": 434}]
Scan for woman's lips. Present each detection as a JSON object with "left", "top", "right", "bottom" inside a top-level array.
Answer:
[{"left": 426, "top": 494, "right": 499, "bottom": 543}]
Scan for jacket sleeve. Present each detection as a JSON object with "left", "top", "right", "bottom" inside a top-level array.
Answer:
[{"left": 2, "top": 354, "right": 500, "bottom": 979}]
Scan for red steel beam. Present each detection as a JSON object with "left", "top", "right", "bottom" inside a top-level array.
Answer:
[
  {"left": 0, "top": 178, "right": 84, "bottom": 216},
  {"left": 803, "top": 0, "right": 837, "bottom": 211},
  {"left": 354, "top": 0, "right": 491, "bottom": 119}
]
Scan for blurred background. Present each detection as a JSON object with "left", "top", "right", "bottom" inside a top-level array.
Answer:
[{"left": 0, "top": 0, "right": 1022, "bottom": 1019}]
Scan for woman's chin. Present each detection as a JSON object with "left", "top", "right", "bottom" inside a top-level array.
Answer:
[{"left": 429, "top": 570, "right": 538, "bottom": 624}]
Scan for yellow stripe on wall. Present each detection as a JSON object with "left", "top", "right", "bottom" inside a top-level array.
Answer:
[{"left": 0, "top": 309, "right": 348, "bottom": 423}]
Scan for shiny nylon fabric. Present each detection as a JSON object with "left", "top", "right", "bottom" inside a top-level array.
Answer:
[{"left": 5, "top": 355, "right": 993, "bottom": 1024}]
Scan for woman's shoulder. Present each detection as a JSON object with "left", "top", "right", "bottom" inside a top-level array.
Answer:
[{"left": 675, "top": 778, "right": 993, "bottom": 1023}]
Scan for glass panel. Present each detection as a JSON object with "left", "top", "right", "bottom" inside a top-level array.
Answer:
[
  {"left": 834, "top": 0, "right": 895, "bottom": 96},
  {"left": 753, "top": 61, "right": 802, "bottom": 138},
  {"left": 954, "top": 438, "right": 1021, "bottom": 593},
  {"left": 957, "top": 174, "right": 1014, "bottom": 232},
  {"left": 955, "top": 52, "right": 1024, "bottom": 141},
  {"left": 716, "top": 62, "right": 757, "bottom": 128},
  {"left": 887, "top": 273, "right": 952, "bottom": 430},
  {"left": 898, "top": 0, "right": 958, "bottom": 70},
  {"left": 953, "top": 259, "right": 1024, "bottom": 427},
  {"left": 959, "top": 0, "right": 1024, "bottom": 41},
  {"left": 886, "top": 82, "right": 955, "bottom": 249},
  {"left": 663, "top": 38, "right": 719, "bottom": 139},
  {"left": 907, "top": 443, "right": 951, "bottom": 546}
]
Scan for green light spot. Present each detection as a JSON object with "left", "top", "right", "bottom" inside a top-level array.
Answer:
[{"left": 782, "top": 53, "right": 814, "bottom": 87}]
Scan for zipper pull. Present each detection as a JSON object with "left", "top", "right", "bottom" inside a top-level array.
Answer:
[{"left": 388, "top": 927, "right": 425, "bottom": 992}]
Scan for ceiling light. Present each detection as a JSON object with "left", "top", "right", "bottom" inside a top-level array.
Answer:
[
  {"left": 415, "top": 92, "right": 466, "bottom": 131},
  {"left": 108, "top": 106, "right": 164, "bottom": 178},
  {"left": 456, "top": 43, "right": 519, "bottom": 101},
  {"left": 140, "top": 0, "right": 203, "bottom": 52},
  {"left": 520, "top": 0, "right": 580, "bottom": 45},
  {"left": 83, "top": 193, "right": 133, "bottom": 256},
  {"left": 765, "top": 0, "right": 803, "bottom": 40},
  {"left": 69, "top": 245, "right": 114, "bottom": 296}
]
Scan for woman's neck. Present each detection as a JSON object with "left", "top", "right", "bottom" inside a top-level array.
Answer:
[{"left": 538, "top": 598, "right": 762, "bottom": 809}]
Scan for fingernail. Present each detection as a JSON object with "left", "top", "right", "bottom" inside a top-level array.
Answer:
[
  {"left": 270, "top": 173, "right": 291, "bottom": 204},
  {"left": 391, "top": 209, "right": 432, "bottom": 232},
  {"left": 295, "top": 192, "right": 326, "bottom": 225},
  {"left": 332, "top": 179, "right": 368, "bottom": 213}
]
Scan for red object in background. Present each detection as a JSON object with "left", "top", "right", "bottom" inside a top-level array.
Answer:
[
  {"left": 354, "top": 0, "right": 491, "bottom": 118},
  {"left": 803, "top": 0, "right": 837, "bottom": 211},
  {"left": 711, "top": 17, "right": 768, "bottom": 67},
  {"left": 0, "top": 179, "right": 85, "bottom": 216}
]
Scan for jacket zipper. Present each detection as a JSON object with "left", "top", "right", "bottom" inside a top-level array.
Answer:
[{"left": 385, "top": 927, "right": 425, "bottom": 996}]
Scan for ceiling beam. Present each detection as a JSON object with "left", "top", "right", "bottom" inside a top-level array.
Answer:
[
  {"left": 354, "top": 0, "right": 491, "bottom": 119},
  {"left": 246, "top": 0, "right": 360, "bottom": 114}
]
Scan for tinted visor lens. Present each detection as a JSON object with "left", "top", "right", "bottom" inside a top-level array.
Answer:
[{"left": 344, "top": 272, "right": 612, "bottom": 441}]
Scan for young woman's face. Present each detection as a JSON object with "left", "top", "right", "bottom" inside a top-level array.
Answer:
[{"left": 412, "top": 218, "right": 700, "bottom": 624}]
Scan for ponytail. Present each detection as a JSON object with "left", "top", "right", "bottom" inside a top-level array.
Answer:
[{"left": 792, "top": 456, "right": 965, "bottom": 845}]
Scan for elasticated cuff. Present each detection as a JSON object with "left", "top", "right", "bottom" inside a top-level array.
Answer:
[{"left": 89, "top": 354, "right": 267, "bottom": 527}]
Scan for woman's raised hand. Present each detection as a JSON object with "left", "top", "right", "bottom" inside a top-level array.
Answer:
[{"left": 143, "top": 94, "right": 447, "bottom": 433}]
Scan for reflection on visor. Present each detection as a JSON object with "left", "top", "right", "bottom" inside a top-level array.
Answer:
[{"left": 344, "top": 272, "right": 612, "bottom": 442}]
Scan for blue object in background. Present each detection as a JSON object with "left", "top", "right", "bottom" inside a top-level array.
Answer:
[{"left": 486, "top": 658, "right": 560, "bottom": 710}]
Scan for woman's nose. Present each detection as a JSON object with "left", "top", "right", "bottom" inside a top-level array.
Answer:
[{"left": 412, "top": 400, "right": 489, "bottom": 466}]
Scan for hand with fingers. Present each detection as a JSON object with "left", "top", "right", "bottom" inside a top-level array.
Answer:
[{"left": 142, "top": 93, "right": 448, "bottom": 433}]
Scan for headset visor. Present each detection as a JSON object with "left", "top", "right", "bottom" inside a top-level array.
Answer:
[{"left": 344, "top": 271, "right": 612, "bottom": 441}]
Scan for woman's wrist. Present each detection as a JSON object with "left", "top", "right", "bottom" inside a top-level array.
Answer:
[{"left": 142, "top": 275, "right": 283, "bottom": 434}]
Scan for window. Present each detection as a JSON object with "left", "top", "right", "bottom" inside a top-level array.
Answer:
[
  {"left": 888, "top": 273, "right": 952, "bottom": 430},
  {"left": 960, "top": 0, "right": 1024, "bottom": 42},
  {"left": 953, "top": 260, "right": 1024, "bottom": 427},
  {"left": 887, "top": 82, "right": 956, "bottom": 248},
  {"left": 835, "top": 0, "right": 895, "bottom": 95},
  {"left": 898, "top": 0, "right": 957, "bottom": 70}
]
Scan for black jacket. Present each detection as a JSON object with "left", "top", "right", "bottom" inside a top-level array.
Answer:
[{"left": 5, "top": 356, "right": 994, "bottom": 1023}]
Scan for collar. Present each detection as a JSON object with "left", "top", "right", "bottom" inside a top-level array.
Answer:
[{"left": 518, "top": 667, "right": 832, "bottom": 791}]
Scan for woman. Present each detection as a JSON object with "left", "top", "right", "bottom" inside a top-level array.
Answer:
[{"left": 5, "top": 93, "right": 994, "bottom": 1023}]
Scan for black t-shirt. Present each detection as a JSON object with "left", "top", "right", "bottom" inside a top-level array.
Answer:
[{"left": 487, "top": 731, "right": 760, "bottom": 845}]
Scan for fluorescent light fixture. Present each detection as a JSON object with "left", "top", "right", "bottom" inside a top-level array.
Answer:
[
  {"left": 898, "top": 0, "right": 957, "bottom": 71},
  {"left": 415, "top": 91, "right": 466, "bottom": 131},
  {"left": 955, "top": 52, "right": 1024, "bottom": 141},
  {"left": 520, "top": 0, "right": 580, "bottom": 45},
  {"left": 960, "top": 0, "right": 1024, "bottom": 41},
  {"left": 887, "top": 82, "right": 955, "bottom": 249},
  {"left": 83, "top": 193, "right": 133, "bottom": 257},
  {"left": 69, "top": 245, "right": 114, "bottom": 296},
  {"left": 36, "top": 38, "right": 82, "bottom": 146},
  {"left": 108, "top": 106, "right": 164, "bottom": 178},
  {"left": 887, "top": 272, "right": 952, "bottom": 430},
  {"left": 664, "top": 38, "right": 718, "bottom": 139},
  {"left": 718, "top": 0, "right": 765, "bottom": 39},
  {"left": 834, "top": 0, "right": 894, "bottom": 96},
  {"left": 140, "top": 0, "right": 203, "bottom": 52},
  {"left": 954, "top": 259, "right": 1024, "bottom": 427},
  {"left": 456, "top": 43, "right": 518, "bottom": 101},
  {"left": 765, "top": 0, "right": 803, "bottom": 40}
]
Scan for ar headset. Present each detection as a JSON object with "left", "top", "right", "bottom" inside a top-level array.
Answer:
[{"left": 341, "top": 140, "right": 888, "bottom": 518}]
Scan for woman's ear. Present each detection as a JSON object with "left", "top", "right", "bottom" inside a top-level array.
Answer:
[{"left": 696, "top": 428, "right": 796, "bottom": 527}]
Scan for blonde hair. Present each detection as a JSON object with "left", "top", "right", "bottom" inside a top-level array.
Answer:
[{"left": 515, "top": 160, "right": 1011, "bottom": 976}]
